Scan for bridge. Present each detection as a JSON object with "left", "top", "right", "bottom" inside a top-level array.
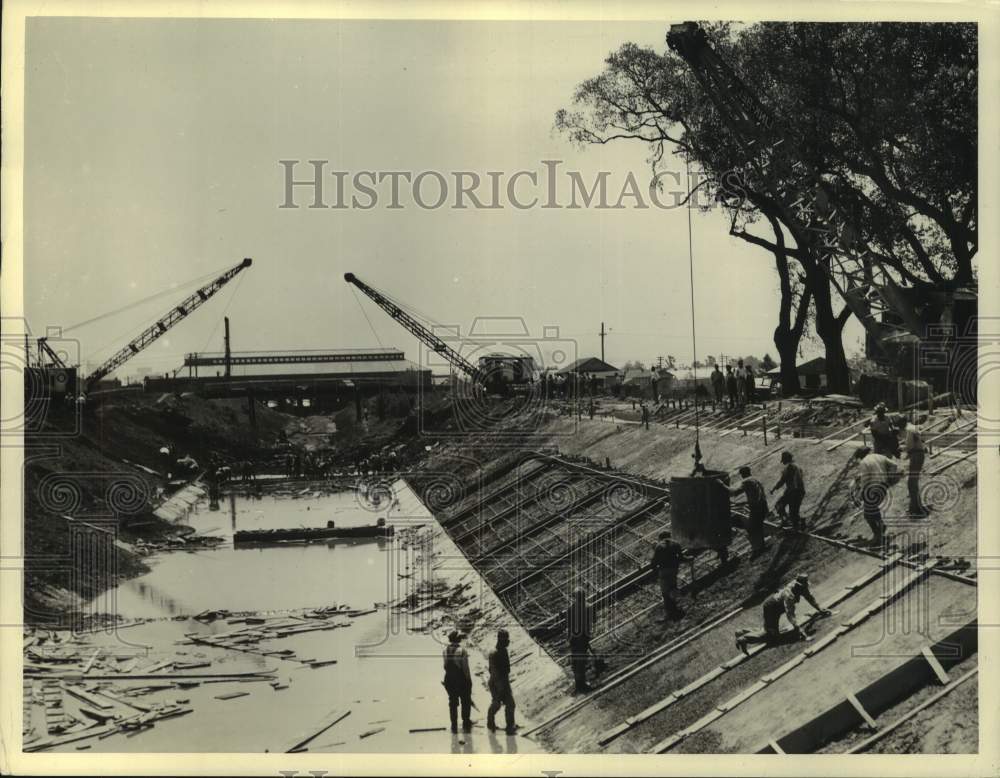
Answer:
[{"left": 182, "top": 348, "right": 406, "bottom": 374}]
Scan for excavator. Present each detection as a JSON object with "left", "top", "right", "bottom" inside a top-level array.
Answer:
[
  {"left": 666, "top": 22, "right": 977, "bottom": 394},
  {"left": 35, "top": 258, "right": 252, "bottom": 395}
]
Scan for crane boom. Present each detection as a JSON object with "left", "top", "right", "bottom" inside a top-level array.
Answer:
[
  {"left": 666, "top": 22, "right": 962, "bottom": 359},
  {"left": 83, "top": 258, "right": 252, "bottom": 389},
  {"left": 344, "top": 272, "right": 483, "bottom": 383}
]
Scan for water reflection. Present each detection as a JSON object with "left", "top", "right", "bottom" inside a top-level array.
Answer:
[
  {"left": 76, "top": 490, "right": 545, "bottom": 754},
  {"left": 131, "top": 578, "right": 185, "bottom": 616}
]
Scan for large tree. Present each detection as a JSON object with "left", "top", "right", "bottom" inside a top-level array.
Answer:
[{"left": 557, "top": 22, "right": 976, "bottom": 393}]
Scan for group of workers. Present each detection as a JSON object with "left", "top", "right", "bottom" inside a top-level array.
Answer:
[
  {"left": 442, "top": 628, "right": 518, "bottom": 735},
  {"left": 439, "top": 401, "right": 932, "bottom": 730},
  {"left": 710, "top": 360, "right": 757, "bottom": 408}
]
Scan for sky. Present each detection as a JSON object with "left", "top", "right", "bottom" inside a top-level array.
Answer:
[{"left": 23, "top": 17, "right": 863, "bottom": 382}]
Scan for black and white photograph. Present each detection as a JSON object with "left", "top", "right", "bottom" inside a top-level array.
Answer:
[{"left": 1, "top": 2, "right": 996, "bottom": 774}]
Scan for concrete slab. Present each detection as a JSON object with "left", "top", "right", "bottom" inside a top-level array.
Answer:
[{"left": 677, "top": 575, "right": 975, "bottom": 753}]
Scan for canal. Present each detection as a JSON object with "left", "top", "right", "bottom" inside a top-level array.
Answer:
[{"left": 44, "top": 486, "right": 541, "bottom": 754}]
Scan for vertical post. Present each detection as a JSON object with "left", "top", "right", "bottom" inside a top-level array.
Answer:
[
  {"left": 224, "top": 317, "right": 232, "bottom": 379},
  {"left": 599, "top": 322, "right": 607, "bottom": 363},
  {"left": 762, "top": 414, "right": 768, "bottom": 445}
]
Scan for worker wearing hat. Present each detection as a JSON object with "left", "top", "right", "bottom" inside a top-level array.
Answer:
[
  {"left": 650, "top": 530, "right": 692, "bottom": 621},
  {"left": 771, "top": 451, "right": 806, "bottom": 530},
  {"left": 486, "top": 629, "right": 518, "bottom": 734},
  {"left": 721, "top": 465, "right": 770, "bottom": 555},
  {"left": 735, "top": 573, "right": 831, "bottom": 654},
  {"left": 442, "top": 630, "right": 474, "bottom": 733},
  {"left": 867, "top": 402, "right": 900, "bottom": 458}
]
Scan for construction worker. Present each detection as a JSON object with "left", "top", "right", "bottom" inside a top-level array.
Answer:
[
  {"left": 725, "top": 365, "right": 738, "bottom": 408},
  {"left": 651, "top": 531, "right": 690, "bottom": 621},
  {"left": 722, "top": 466, "right": 769, "bottom": 554},
  {"left": 486, "top": 629, "right": 517, "bottom": 734},
  {"left": 771, "top": 451, "right": 806, "bottom": 530},
  {"left": 898, "top": 418, "right": 929, "bottom": 517},
  {"left": 867, "top": 403, "right": 900, "bottom": 457},
  {"left": 442, "top": 630, "right": 474, "bottom": 733},
  {"left": 710, "top": 364, "right": 725, "bottom": 404},
  {"left": 744, "top": 363, "right": 756, "bottom": 404},
  {"left": 735, "top": 574, "right": 831, "bottom": 654},
  {"left": 566, "top": 588, "right": 594, "bottom": 694},
  {"left": 736, "top": 360, "right": 747, "bottom": 406},
  {"left": 853, "top": 446, "right": 902, "bottom": 546}
]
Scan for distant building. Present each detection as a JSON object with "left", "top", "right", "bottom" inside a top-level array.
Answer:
[
  {"left": 557, "top": 357, "right": 620, "bottom": 379},
  {"left": 765, "top": 357, "right": 828, "bottom": 393}
]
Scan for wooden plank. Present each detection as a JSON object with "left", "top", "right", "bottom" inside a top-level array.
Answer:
[
  {"left": 82, "top": 649, "right": 100, "bottom": 674},
  {"left": 929, "top": 449, "right": 976, "bottom": 476},
  {"left": 768, "top": 739, "right": 786, "bottom": 754},
  {"left": 650, "top": 732, "right": 685, "bottom": 753},
  {"left": 358, "top": 727, "right": 385, "bottom": 739},
  {"left": 924, "top": 417, "right": 975, "bottom": 446},
  {"left": 826, "top": 431, "right": 860, "bottom": 452},
  {"left": 921, "top": 646, "right": 951, "bottom": 685},
  {"left": 813, "top": 417, "right": 869, "bottom": 445},
  {"left": 929, "top": 431, "right": 976, "bottom": 459},
  {"left": 62, "top": 685, "right": 114, "bottom": 710},
  {"left": 846, "top": 692, "right": 878, "bottom": 730},
  {"left": 717, "top": 680, "right": 768, "bottom": 712},
  {"left": 847, "top": 668, "right": 978, "bottom": 754},
  {"left": 284, "top": 708, "right": 351, "bottom": 752},
  {"left": 214, "top": 691, "right": 250, "bottom": 701}
]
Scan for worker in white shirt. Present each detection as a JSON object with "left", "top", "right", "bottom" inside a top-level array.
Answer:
[
  {"left": 853, "top": 447, "right": 902, "bottom": 546},
  {"left": 735, "top": 574, "right": 831, "bottom": 654},
  {"left": 897, "top": 417, "right": 929, "bottom": 517}
]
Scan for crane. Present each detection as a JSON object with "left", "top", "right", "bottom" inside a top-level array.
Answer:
[
  {"left": 666, "top": 22, "right": 972, "bottom": 365},
  {"left": 39, "top": 257, "right": 252, "bottom": 392},
  {"left": 344, "top": 272, "right": 485, "bottom": 386}
]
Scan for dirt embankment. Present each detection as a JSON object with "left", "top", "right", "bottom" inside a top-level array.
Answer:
[{"left": 23, "top": 393, "right": 291, "bottom": 621}]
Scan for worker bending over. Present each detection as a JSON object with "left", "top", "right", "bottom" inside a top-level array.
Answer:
[
  {"left": 853, "top": 446, "right": 902, "bottom": 547},
  {"left": 651, "top": 531, "right": 691, "bottom": 621},
  {"left": 735, "top": 574, "right": 830, "bottom": 654},
  {"left": 721, "top": 466, "right": 769, "bottom": 554},
  {"left": 771, "top": 451, "right": 806, "bottom": 530}
]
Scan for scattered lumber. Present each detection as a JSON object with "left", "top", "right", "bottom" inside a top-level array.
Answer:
[
  {"left": 284, "top": 708, "right": 352, "bottom": 752},
  {"left": 214, "top": 691, "right": 250, "bottom": 701}
]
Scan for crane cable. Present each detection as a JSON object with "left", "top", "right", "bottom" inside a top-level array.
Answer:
[
  {"left": 349, "top": 284, "right": 386, "bottom": 348},
  {"left": 686, "top": 154, "right": 703, "bottom": 469},
  {"left": 61, "top": 262, "right": 239, "bottom": 335},
  {"left": 197, "top": 271, "right": 248, "bottom": 354}
]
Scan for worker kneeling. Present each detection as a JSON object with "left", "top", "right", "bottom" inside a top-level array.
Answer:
[{"left": 735, "top": 574, "right": 831, "bottom": 655}]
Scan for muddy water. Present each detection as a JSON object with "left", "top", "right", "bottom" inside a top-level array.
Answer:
[{"left": 59, "top": 489, "right": 541, "bottom": 754}]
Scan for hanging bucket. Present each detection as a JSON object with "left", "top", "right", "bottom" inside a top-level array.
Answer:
[{"left": 670, "top": 470, "right": 732, "bottom": 549}]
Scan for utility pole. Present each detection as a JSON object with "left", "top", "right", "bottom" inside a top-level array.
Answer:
[
  {"left": 599, "top": 322, "right": 607, "bottom": 363},
  {"left": 223, "top": 317, "right": 232, "bottom": 379},
  {"left": 656, "top": 356, "right": 665, "bottom": 370}
]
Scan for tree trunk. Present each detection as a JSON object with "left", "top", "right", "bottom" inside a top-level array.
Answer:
[
  {"left": 807, "top": 264, "right": 852, "bottom": 393},
  {"left": 764, "top": 216, "right": 810, "bottom": 397}
]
